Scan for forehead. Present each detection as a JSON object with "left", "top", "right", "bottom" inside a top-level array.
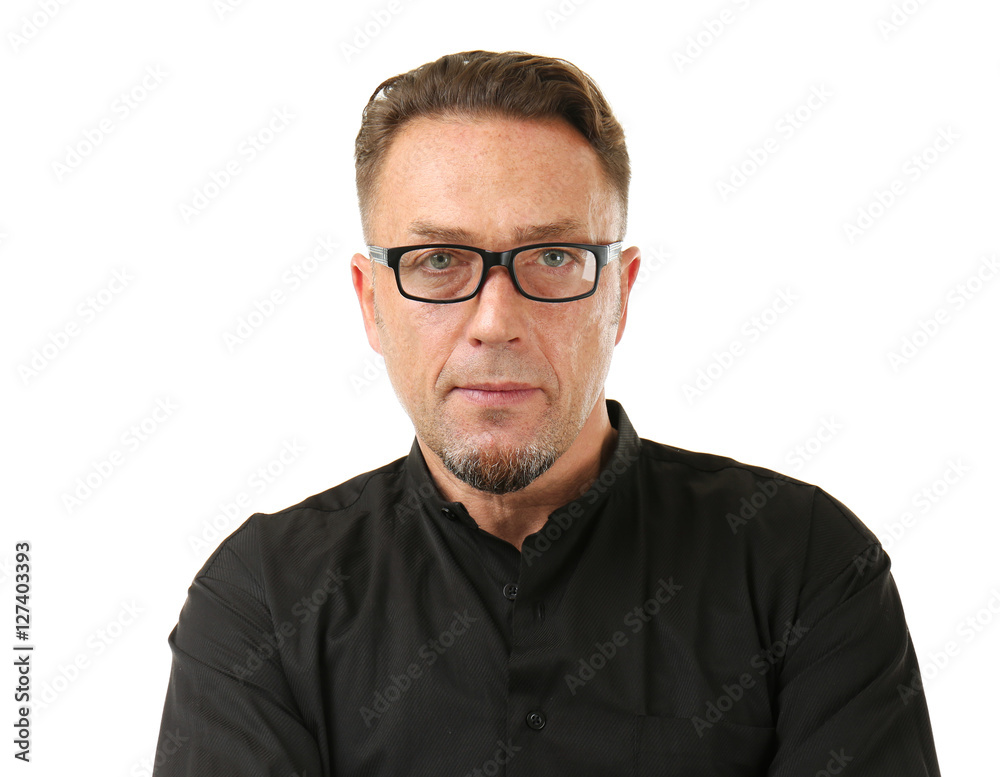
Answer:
[{"left": 373, "top": 114, "right": 617, "bottom": 245}]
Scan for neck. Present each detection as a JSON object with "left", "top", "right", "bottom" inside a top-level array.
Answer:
[{"left": 418, "top": 396, "right": 618, "bottom": 551}]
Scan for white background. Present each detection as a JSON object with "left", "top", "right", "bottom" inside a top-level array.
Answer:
[{"left": 2, "top": 0, "right": 997, "bottom": 773}]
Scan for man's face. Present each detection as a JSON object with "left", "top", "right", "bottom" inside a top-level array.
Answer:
[{"left": 352, "top": 114, "right": 637, "bottom": 493}]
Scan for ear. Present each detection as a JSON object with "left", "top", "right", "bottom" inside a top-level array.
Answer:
[
  {"left": 351, "top": 252, "right": 383, "bottom": 355},
  {"left": 614, "top": 245, "right": 641, "bottom": 345}
]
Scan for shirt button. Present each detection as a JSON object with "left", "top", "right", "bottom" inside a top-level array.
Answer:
[
  {"left": 525, "top": 710, "right": 546, "bottom": 730},
  {"left": 503, "top": 583, "right": 518, "bottom": 601},
  {"left": 440, "top": 507, "right": 455, "bottom": 520}
]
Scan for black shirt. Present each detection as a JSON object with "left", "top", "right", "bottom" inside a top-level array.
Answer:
[{"left": 152, "top": 400, "right": 940, "bottom": 776}]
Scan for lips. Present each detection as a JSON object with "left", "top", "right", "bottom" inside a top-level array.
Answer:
[
  {"left": 451, "top": 383, "right": 540, "bottom": 406},
  {"left": 458, "top": 382, "right": 535, "bottom": 391}
]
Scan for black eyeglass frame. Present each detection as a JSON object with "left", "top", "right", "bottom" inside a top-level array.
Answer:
[{"left": 366, "top": 241, "right": 624, "bottom": 303}]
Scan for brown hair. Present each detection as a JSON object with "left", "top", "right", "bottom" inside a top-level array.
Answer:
[{"left": 354, "top": 50, "right": 630, "bottom": 242}]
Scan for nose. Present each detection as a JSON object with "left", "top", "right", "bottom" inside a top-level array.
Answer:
[{"left": 465, "top": 265, "right": 529, "bottom": 344}]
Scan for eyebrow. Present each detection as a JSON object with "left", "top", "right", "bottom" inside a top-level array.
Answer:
[{"left": 407, "top": 218, "right": 590, "bottom": 245}]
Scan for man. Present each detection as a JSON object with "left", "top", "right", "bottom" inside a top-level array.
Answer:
[{"left": 152, "top": 51, "right": 940, "bottom": 775}]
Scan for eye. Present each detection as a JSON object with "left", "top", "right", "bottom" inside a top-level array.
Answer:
[
  {"left": 424, "top": 252, "right": 453, "bottom": 270},
  {"left": 539, "top": 249, "right": 571, "bottom": 268}
]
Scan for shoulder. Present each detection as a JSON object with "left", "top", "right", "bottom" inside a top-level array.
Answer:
[
  {"left": 639, "top": 436, "right": 873, "bottom": 530},
  {"left": 265, "top": 453, "right": 409, "bottom": 518},
  {"left": 634, "top": 437, "right": 880, "bottom": 593},
  {"left": 194, "top": 454, "right": 410, "bottom": 584}
]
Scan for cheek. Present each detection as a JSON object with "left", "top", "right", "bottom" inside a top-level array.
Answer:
[
  {"left": 376, "top": 297, "right": 454, "bottom": 385},
  {"left": 541, "top": 302, "right": 614, "bottom": 388}
]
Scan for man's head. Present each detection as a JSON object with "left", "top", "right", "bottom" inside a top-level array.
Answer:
[
  {"left": 351, "top": 51, "right": 640, "bottom": 495},
  {"left": 354, "top": 50, "right": 631, "bottom": 246}
]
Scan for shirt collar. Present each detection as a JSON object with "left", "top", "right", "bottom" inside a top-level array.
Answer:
[{"left": 402, "top": 399, "right": 641, "bottom": 534}]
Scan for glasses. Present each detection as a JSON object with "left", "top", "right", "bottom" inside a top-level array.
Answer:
[{"left": 367, "top": 242, "right": 623, "bottom": 303}]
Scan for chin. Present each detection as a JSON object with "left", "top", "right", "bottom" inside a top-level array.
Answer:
[{"left": 441, "top": 443, "right": 560, "bottom": 495}]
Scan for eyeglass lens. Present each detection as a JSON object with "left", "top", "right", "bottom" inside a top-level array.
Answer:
[{"left": 397, "top": 245, "right": 598, "bottom": 300}]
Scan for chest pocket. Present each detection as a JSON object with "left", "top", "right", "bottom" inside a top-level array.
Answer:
[{"left": 636, "top": 715, "right": 775, "bottom": 775}]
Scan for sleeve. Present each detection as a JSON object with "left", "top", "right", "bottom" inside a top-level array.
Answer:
[
  {"left": 151, "top": 518, "right": 324, "bottom": 777},
  {"left": 766, "top": 493, "right": 941, "bottom": 776}
]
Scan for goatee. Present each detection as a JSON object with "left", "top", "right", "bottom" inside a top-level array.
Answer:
[{"left": 440, "top": 441, "right": 559, "bottom": 494}]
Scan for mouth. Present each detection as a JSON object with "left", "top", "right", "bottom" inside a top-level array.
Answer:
[{"left": 451, "top": 383, "right": 540, "bottom": 407}]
